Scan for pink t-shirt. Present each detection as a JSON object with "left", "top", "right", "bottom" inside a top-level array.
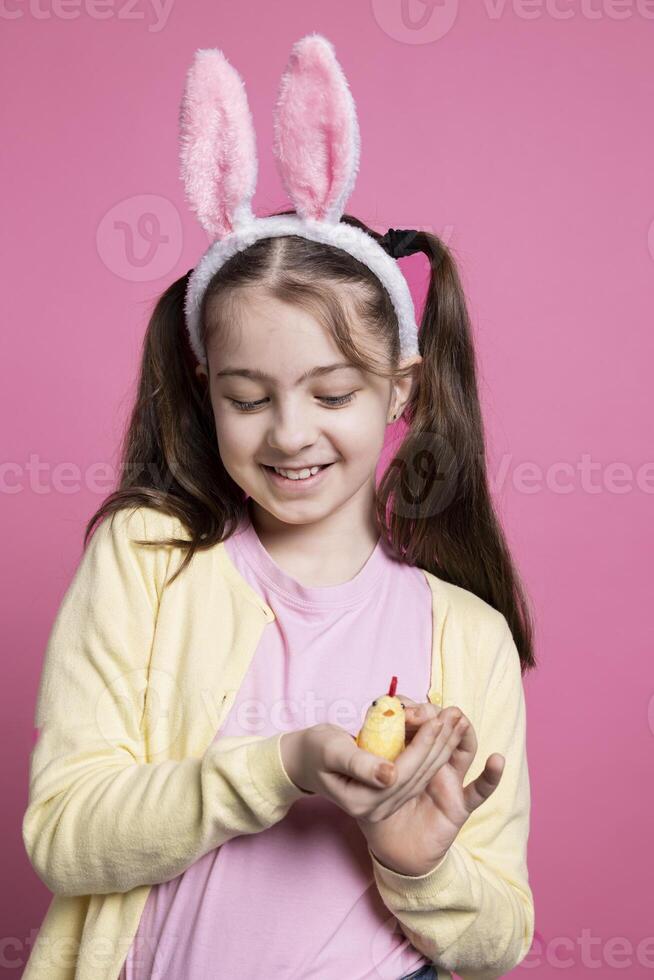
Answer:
[{"left": 120, "top": 510, "right": 434, "bottom": 979}]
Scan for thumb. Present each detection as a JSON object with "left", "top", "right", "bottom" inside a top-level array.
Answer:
[
  {"left": 344, "top": 735, "right": 395, "bottom": 788},
  {"left": 462, "top": 753, "right": 505, "bottom": 812}
]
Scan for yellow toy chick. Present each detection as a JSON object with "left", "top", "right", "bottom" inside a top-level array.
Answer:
[{"left": 355, "top": 675, "right": 406, "bottom": 762}]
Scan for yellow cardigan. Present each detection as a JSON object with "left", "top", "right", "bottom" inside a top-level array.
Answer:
[{"left": 22, "top": 506, "right": 535, "bottom": 980}]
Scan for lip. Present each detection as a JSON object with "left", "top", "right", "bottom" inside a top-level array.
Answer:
[
  {"left": 262, "top": 462, "right": 334, "bottom": 470},
  {"left": 260, "top": 462, "right": 335, "bottom": 491}
]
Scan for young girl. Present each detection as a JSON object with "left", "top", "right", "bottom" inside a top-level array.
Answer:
[{"left": 22, "top": 34, "right": 535, "bottom": 980}]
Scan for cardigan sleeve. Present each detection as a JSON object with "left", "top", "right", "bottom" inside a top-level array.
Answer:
[
  {"left": 22, "top": 507, "right": 310, "bottom": 899},
  {"left": 367, "top": 615, "right": 535, "bottom": 979}
]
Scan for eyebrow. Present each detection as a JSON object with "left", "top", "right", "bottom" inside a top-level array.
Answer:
[{"left": 214, "top": 362, "right": 360, "bottom": 384}]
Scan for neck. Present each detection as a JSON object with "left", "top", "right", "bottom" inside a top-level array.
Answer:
[{"left": 247, "top": 480, "right": 380, "bottom": 587}]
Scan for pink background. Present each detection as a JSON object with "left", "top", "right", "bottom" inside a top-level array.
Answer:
[{"left": 3, "top": 2, "right": 652, "bottom": 976}]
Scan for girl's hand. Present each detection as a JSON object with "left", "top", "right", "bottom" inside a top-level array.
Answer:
[
  {"left": 355, "top": 695, "right": 506, "bottom": 877},
  {"left": 280, "top": 723, "right": 406, "bottom": 801},
  {"left": 280, "top": 699, "right": 502, "bottom": 866}
]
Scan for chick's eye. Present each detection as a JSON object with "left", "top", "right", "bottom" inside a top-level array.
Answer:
[
  {"left": 400, "top": 702, "right": 405, "bottom": 709},
  {"left": 372, "top": 699, "right": 377, "bottom": 707}
]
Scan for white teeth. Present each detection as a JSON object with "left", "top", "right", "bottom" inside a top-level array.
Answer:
[{"left": 273, "top": 465, "right": 323, "bottom": 480}]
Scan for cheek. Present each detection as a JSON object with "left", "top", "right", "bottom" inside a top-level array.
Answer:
[
  {"left": 339, "top": 408, "right": 387, "bottom": 457},
  {"left": 213, "top": 412, "right": 256, "bottom": 462}
]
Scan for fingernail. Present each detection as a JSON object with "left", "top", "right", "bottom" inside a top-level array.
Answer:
[{"left": 376, "top": 763, "right": 393, "bottom": 785}]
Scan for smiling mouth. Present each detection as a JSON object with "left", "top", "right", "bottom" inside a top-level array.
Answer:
[
  {"left": 260, "top": 462, "right": 336, "bottom": 483},
  {"left": 261, "top": 463, "right": 334, "bottom": 473},
  {"left": 261, "top": 462, "right": 335, "bottom": 470}
]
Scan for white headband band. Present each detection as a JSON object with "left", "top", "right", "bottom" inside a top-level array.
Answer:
[{"left": 179, "top": 33, "right": 421, "bottom": 368}]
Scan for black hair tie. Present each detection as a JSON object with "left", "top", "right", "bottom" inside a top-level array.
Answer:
[{"left": 378, "top": 227, "right": 422, "bottom": 259}]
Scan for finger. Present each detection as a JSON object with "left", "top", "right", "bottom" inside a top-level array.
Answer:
[
  {"left": 395, "top": 693, "right": 418, "bottom": 707},
  {"left": 370, "top": 715, "right": 452, "bottom": 817},
  {"left": 404, "top": 702, "right": 441, "bottom": 735},
  {"left": 362, "top": 714, "right": 445, "bottom": 809},
  {"left": 319, "top": 755, "right": 397, "bottom": 817},
  {"left": 404, "top": 701, "right": 468, "bottom": 733},
  {"left": 461, "top": 754, "right": 505, "bottom": 812},
  {"left": 406, "top": 714, "right": 461, "bottom": 785},
  {"left": 392, "top": 713, "right": 446, "bottom": 779},
  {"left": 448, "top": 716, "right": 477, "bottom": 775},
  {"left": 395, "top": 693, "right": 418, "bottom": 732},
  {"left": 381, "top": 714, "right": 467, "bottom": 815},
  {"left": 404, "top": 707, "right": 464, "bottom": 753},
  {"left": 404, "top": 701, "right": 438, "bottom": 723},
  {"left": 415, "top": 713, "right": 473, "bottom": 793},
  {"left": 337, "top": 738, "right": 399, "bottom": 789},
  {"left": 409, "top": 713, "right": 465, "bottom": 784}
]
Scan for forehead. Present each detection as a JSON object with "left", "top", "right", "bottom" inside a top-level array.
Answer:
[
  {"left": 221, "top": 290, "right": 341, "bottom": 350},
  {"left": 207, "top": 287, "right": 383, "bottom": 381}
]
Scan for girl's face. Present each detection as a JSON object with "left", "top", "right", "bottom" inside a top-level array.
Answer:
[{"left": 196, "top": 288, "right": 420, "bottom": 529}]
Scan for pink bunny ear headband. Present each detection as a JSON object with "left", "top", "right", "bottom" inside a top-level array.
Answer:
[{"left": 179, "top": 32, "right": 422, "bottom": 368}]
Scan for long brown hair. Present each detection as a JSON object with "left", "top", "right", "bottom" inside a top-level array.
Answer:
[{"left": 86, "top": 209, "right": 536, "bottom": 673}]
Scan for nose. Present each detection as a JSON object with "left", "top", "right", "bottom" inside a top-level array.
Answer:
[{"left": 266, "top": 398, "right": 320, "bottom": 458}]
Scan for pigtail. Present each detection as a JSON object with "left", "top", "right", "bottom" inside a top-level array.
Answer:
[
  {"left": 376, "top": 231, "right": 536, "bottom": 673},
  {"left": 83, "top": 268, "right": 248, "bottom": 585}
]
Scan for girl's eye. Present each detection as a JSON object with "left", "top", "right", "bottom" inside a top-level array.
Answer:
[
  {"left": 228, "top": 398, "right": 267, "bottom": 412},
  {"left": 320, "top": 392, "right": 356, "bottom": 407},
  {"left": 228, "top": 392, "right": 356, "bottom": 412}
]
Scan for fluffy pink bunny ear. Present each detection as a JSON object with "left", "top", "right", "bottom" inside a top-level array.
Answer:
[
  {"left": 179, "top": 48, "right": 257, "bottom": 239},
  {"left": 272, "top": 34, "right": 360, "bottom": 225}
]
